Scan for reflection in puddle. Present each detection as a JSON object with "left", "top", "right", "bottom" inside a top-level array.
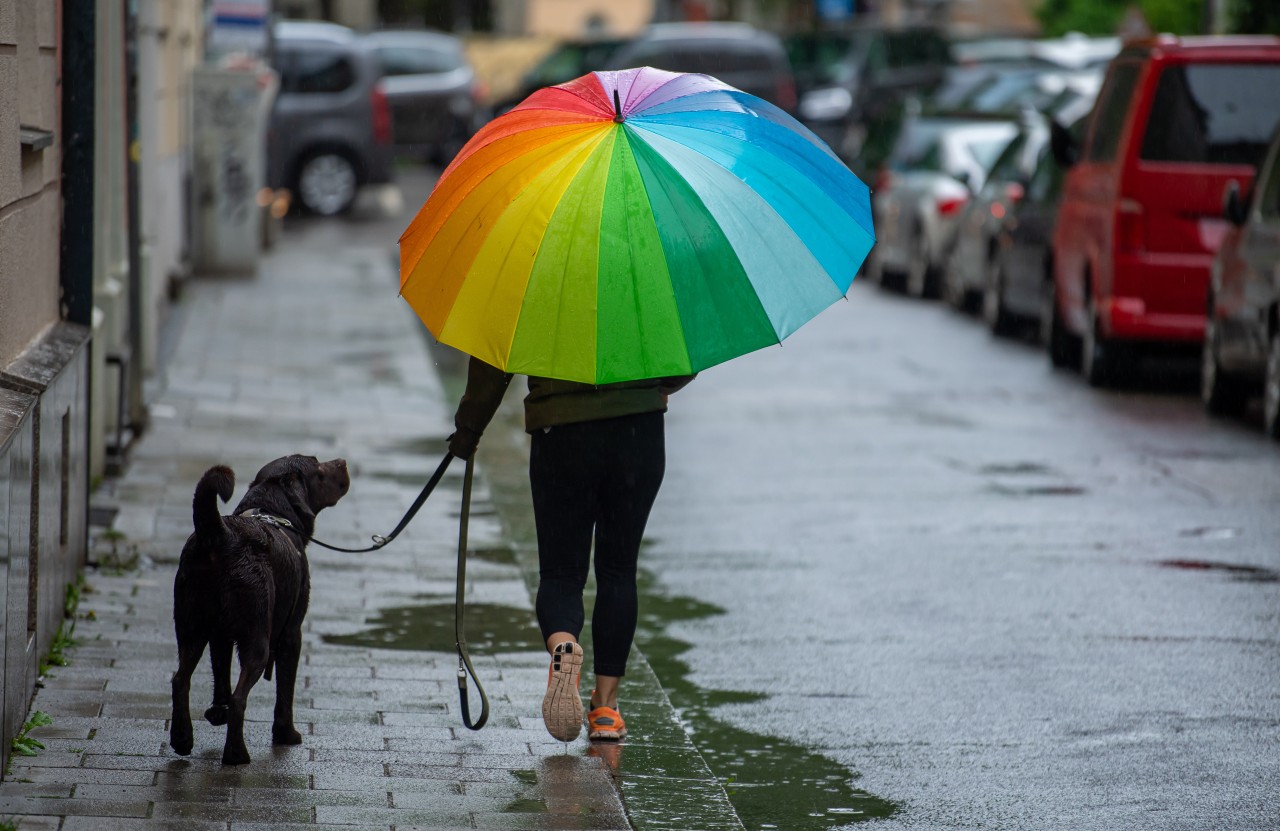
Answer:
[
  {"left": 322, "top": 601, "right": 542, "bottom": 652},
  {"left": 1157, "top": 559, "right": 1280, "bottom": 583},
  {"left": 636, "top": 572, "right": 898, "bottom": 828}
]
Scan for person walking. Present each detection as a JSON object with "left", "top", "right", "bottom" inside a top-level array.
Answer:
[{"left": 448, "top": 355, "right": 694, "bottom": 742}]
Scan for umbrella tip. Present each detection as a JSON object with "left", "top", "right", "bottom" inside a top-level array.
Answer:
[{"left": 613, "top": 88, "right": 623, "bottom": 123}]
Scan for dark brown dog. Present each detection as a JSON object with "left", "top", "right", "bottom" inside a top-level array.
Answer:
[{"left": 169, "top": 454, "right": 349, "bottom": 765}]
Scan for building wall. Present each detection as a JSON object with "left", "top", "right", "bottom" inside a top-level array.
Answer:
[
  {"left": 525, "top": 0, "right": 653, "bottom": 38},
  {"left": 0, "top": 0, "right": 94, "bottom": 780},
  {"left": 0, "top": 0, "right": 60, "bottom": 363},
  {"left": 137, "top": 0, "right": 201, "bottom": 374},
  {"left": 0, "top": 385, "right": 37, "bottom": 779}
]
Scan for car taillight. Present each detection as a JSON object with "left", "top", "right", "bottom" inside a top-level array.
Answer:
[
  {"left": 1116, "top": 198, "right": 1144, "bottom": 252},
  {"left": 372, "top": 81, "right": 391, "bottom": 145},
  {"left": 937, "top": 195, "right": 968, "bottom": 217},
  {"left": 777, "top": 76, "right": 797, "bottom": 114}
]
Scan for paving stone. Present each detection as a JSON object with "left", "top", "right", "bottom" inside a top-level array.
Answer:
[{"left": 0, "top": 225, "right": 741, "bottom": 831}]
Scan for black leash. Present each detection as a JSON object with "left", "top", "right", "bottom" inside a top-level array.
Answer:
[
  {"left": 310, "top": 453, "right": 454, "bottom": 553},
  {"left": 307, "top": 448, "right": 488, "bottom": 729},
  {"left": 454, "top": 455, "right": 489, "bottom": 730}
]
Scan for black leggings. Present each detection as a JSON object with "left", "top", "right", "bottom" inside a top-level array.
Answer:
[{"left": 529, "top": 411, "right": 665, "bottom": 678}]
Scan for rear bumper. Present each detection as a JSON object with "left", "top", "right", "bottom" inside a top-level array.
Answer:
[{"left": 1104, "top": 253, "right": 1209, "bottom": 343}]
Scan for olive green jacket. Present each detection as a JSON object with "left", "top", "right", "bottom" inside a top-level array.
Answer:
[{"left": 448, "top": 356, "right": 694, "bottom": 459}]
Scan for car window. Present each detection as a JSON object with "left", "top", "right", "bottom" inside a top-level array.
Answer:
[
  {"left": 786, "top": 32, "right": 859, "bottom": 84},
  {"left": 524, "top": 40, "right": 625, "bottom": 87},
  {"left": 884, "top": 32, "right": 949, "bottom": 69},
  {"left": 967, "top": 134, "right": 1015, "bottom": 173},
  {"left": 1083, "top": 60, "right": 1141, "bottom": 163},
  {"left": 1139, "top": 64, "right": 1280, "bottom": 167},
  {"left": 667, "top": 44, "right": 778, "bottom": 75},
  {"left": 376, "top": 45, "right": 462, "bottom": 76},
  {"left": 1026, "top": 144, "right": 1059, "bottom": 202},
  {"left": 983, "top": 133, "right": 1029, "bottom": 190},
  {"left": 279, "top": 47, "right": 356, "bottom": 94}
]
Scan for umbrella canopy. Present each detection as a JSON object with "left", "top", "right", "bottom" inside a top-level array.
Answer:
[{"left": 400, "top": 67, "right": 874, "bottom": 384}]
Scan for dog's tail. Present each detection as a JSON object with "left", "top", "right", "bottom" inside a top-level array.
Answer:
[{"left": 193, "top": 465, "right": 235, "bottom": 545}]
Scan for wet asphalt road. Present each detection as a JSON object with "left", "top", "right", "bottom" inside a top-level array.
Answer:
[
  {"left": 350, "top": 164, "right": 1278, "bottom": 830},
  {"left": 651, "top": 282, "right": 1280, "bottom": 829}
]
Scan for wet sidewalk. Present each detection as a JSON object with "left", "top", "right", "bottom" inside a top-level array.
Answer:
[{"left": 0, "top": 219, "right": 742, "bottom": 829}]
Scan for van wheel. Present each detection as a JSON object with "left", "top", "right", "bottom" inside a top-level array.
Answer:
[
  {"left": 1200, "top": 315, "right": 1248, "bottom": 416},
  {"left": 1041, "top": 279, "right": 1075, "bottom": 369},
  {"left": 295, "top": 150, "right": 359, "bottom": 216},
  {"left": 1264, "top": 329, "right": 1280, "bottom": 441},
  {"left": 1081, "top": 296, "right": 1118, "bottom": 387},
  {"left": 982, "top": 258, "right": 1014, "bottom": 336}
]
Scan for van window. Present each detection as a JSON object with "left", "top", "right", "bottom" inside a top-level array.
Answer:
[
  {"left": 1139, "top": 64, "right": 1280, "bottom": 167},
  {"left": 1084, "top": 61, "right": 1141, "bottom": 163},
  {"left": 280, "top": 48, "right": 356, "bottom": 94},
  {"left": 376, "top": 46, "right": 462, "bottom": 77}
]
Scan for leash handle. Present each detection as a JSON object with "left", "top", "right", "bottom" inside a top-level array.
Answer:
[
  {"left": 311, "top": 452, "right": 454, "bottom": 553},
  {"left": 455, "top": 454, "right": 489, "bottom": 730}
]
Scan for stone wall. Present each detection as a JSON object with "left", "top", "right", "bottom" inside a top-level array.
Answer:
[{"left": 0, "top": 387, "right": 37, "bottom": 777}]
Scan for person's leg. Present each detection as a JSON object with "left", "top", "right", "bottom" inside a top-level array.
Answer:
[
  {"left": 530, "top": 423, "right": 599, "bottom": 741},
  {"left": 590, "top": 412, "right": 665, "bottom": 720},
  {"left": 530, "top": 424, "right": 597, "bottom": 648}
]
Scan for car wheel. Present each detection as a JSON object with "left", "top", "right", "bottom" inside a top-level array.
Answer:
[
  {"left": 1265, "top": 328, "right": 1280, "bottom": 441},
  {"left": 295, "top": 150, "right": 359, "bottom": 216},
  {"left": 942, "top": 262, "right": 969, "bottom": 311},
  {"left": 1041, "top": 278, "right": 1075, "bottom": 369},
  {"left": 982, "top": 258, "right": 1014, "bottom": 336},
  {"left": 905, "top": 228, "right": 930, "bottom": 299},
  {"left": 1200, "top": 313, "right": 1248, "bottom": 416},
  {"left": 1081, "top": 294, "right": 1118, "bottom": 388}
]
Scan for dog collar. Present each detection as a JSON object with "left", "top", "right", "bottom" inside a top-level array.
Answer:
[{"left": 239, "top": 508, "right": 294, "bottom": 529}]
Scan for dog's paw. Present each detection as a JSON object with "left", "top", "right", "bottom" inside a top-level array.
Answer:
[
  {"left": 204, "top": 704, "right": 229, "bottom": 726},
  {"left": 272, "top": 724, "right": 303, "bottom": 746}
]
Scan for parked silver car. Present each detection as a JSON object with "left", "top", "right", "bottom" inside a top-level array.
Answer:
[
  {"left": 868, "top": 114, "right": 1018, "bottom": 298},
  {"left": 1202, "top": 125, "right": 1280, "bottom": 437},
  {"left": 364, "top": 29, "right": 482, "bottom": 165},
  {"left": 267, "top": 21, "right": 394, "bottom": 216}
]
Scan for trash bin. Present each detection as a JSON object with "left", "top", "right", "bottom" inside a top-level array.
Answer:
[{"left": 190, "top": 67, "right": 277, "bottom": 273}]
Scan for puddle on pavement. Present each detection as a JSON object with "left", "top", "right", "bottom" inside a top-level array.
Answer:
[
  {"left": 1157, "top": 559, "right": 1280, "bottom": 583},
  {"left": 635, "top": 571, "right": 898, "bottom": 828},
  {"left": 322, "top": 600, "right": 542, "bottom": 652}
]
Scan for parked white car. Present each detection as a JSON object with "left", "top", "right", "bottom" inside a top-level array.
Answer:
[{"left": 869, "top": 115, "right": 1019, "bottom": 298}]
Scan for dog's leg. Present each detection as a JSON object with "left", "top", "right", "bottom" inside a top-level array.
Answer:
[
  {"left": 223, "top": 638, "right": 268, "bottom": 766},
  {"left": 271, "top": 628, "right": 304, "bottom": 746},
  {"left": 169, "top": 638, "right": 205, "bottom": 756},
  {"left": 205, "top": 636, "right": 233, "bottom": 726}
]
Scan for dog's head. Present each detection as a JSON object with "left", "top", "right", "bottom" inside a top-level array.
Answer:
[{"left": 242, "top": 455, "right": 350, "bottom": 536}]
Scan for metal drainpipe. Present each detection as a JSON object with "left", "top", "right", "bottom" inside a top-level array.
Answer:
[
  {"left": 60, "top": 0, "right": 95, "bottom": 328},
  {"left": 124, "top": 0, "right": 147, "bottom": 442}
]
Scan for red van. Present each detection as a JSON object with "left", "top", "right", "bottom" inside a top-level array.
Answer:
[{"left": 1046, "top": 36, "right": 1280, "bottom": 385}]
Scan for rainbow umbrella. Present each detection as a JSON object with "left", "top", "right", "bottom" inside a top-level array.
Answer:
[{"left": 399, "top": 67, "right": 874, "bottom": 384}]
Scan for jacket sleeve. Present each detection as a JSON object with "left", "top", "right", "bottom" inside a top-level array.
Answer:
[{"left": 449, "top": 357, "right": 514, "bottom": 459}]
